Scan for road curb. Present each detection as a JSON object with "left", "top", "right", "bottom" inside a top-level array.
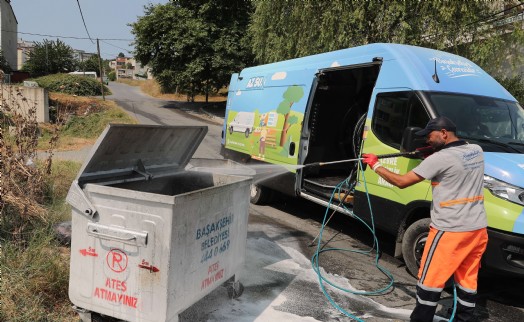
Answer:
[{"left": 199, "top": 106, "right": 225, "bottom": 126}]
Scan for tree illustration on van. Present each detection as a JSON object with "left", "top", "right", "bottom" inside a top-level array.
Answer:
[{"left": 276, "top": 86, "right": 304, "bottom": 146}]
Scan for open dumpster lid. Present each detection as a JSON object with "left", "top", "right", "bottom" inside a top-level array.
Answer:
[{"left": 76, "top": 124, "right": 208, "bottom": 186}]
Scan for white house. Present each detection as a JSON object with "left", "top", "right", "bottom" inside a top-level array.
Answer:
[
  {"left": 0, "top": 0, "right": 17, "bottom": 70},
  {"left": 17, "top": 38, "right": 34, "bottom": 70}
]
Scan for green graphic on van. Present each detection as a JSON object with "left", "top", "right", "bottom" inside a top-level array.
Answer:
[{"left": 225, "top": 85, "right": 304, "bottom": 164}]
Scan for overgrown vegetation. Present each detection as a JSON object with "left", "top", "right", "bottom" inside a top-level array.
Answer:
[
  {"left": 33, "top": 73, "right": 111, "bottom": 96},
  {"left": 130, "top": 0, "right": 524, "bottom": 103},
  {"left": 131, "top": 0, "right": 254, "bottom": 101},
  {"left": 0, "top": 80, "right": 134, "bottom": 321},
  {"left": 118, "top": 78, "right": 227, "bottom": 102},
  {"left": 21, "top": 39, "right": 77, "bottom": 77},
  {"left": 496, "top": 74, "right": 524, "bottom": 104}
]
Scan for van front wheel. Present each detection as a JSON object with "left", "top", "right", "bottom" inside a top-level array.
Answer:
[
  {"left": 402, "top": 218, "right": 431, "bottom": 277},
  {"left": 250, "top": 184, "right": 272, "bottom": 205}
]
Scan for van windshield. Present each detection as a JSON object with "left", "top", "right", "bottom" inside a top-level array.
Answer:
[{"left": 422, "top": 92, "right": 524, "bottom": 153}]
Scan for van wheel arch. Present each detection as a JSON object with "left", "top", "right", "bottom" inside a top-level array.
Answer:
[
  {"left": 397, "top": 202, "right": 431, "bottom": 277},
  {"left": 250, "top": 184, "right": 273, "bottom": 205},
  {"left": 402, "top": 217, "right": 431, "bottom": 277}
]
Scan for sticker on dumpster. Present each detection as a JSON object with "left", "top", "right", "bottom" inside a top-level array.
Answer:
[
  {"left": 138, "top": 259, "right": 159, "bottom": 272},
  {"left": 201, "top": 261, "right": 225, "bottom": 290},
  {"left": 195, "top": 213, "right": 234, "bottom": 264},
  {"left": 79, "top": 247, "right": 98, "bottom": 257},
  {"left": 106, "top": 248, "right": 128, "bottom": 273},
  {"left": 93, "top": 277, "right": 138, "bottom": 309}
]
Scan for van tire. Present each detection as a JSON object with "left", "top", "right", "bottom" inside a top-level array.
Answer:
[
  {"left": 250, "top": 184, "right": 272, "bottom": 205},
  {"left": 229, "top": 126, "right": 233, "bottom": 134},
  {"left": 402, "top": 218, "right": 431, "bottom": 277},
  {"left": 245, "top": 129, "right": 250, "bottom": 137}
]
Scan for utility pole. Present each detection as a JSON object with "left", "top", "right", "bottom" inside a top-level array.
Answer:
[{"left": 96, "top": 38, "right": 105, "bottom": 101}]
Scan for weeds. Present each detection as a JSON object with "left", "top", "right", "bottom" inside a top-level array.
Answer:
[
  {"left": 0, "top": 77, "right": 52, "bottom": 242},
  {"left": 0, "top": 76, "right": 131, "bottom": 321},
  {"left": 0, "top": 228, "right": 75, "bottom": 322}
]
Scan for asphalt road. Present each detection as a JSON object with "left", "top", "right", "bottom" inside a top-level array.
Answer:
[{"left": 64, "top": 82, "right": 524, "bottom": 321}]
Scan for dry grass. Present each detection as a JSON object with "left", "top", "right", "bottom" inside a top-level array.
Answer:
[
  {"left": 0, "top": 230, "right": 76, "bottom": 322},
  {"left": 118, "top": 78, "right": 227, "bottom": 102},
  {"left": 39, "top": 93, "right": 136, "bottom": 151},
  {"left": 0, "top": 82, "right": 131, "bottom": 321},
  {"left": 49, "top": 92, "right": 115, "bottom": 117}
]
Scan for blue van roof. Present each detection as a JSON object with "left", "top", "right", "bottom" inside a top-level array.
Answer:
[{"left": 238, "top": 43, "right": 515, "bottom": 101}]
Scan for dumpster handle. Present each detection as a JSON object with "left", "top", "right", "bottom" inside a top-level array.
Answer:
[
  {"left": 87, "top": 223, "right": 148, "bottom": 247},
  {"left": 90, "top": 229, "right": 138, "bottom": 242}
]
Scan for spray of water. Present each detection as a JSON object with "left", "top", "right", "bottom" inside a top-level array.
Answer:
[{"left": 186, "top": 161, "right": 306, "bottom": 184}]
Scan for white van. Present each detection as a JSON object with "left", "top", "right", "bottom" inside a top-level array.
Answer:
[
  {"left": 69, "top": 71, "right": 97, "bottom": 79},
  {"left": 228, "top": 111, "right": 255, "bottom": 137}
]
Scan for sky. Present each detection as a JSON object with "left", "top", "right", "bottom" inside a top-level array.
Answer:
[{"left": 10, "top": 0, "right": 169, "bottom": 59}]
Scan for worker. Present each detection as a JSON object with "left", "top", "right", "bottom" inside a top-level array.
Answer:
[{"left": 362, "top": 116, "right": 488, "bottom": 322}]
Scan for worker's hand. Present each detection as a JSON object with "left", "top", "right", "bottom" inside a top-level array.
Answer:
[
  {"left": 362, "top": 153, "right": 382, "bottom": 171},
  {"left": 415, "top": 146, "right": 434, "bottom": 159}
]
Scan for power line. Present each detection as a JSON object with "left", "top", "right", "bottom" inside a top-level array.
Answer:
[
  {"left": 422, "top": 2, "right": 524, "bottom": 41},
  {"left": 5, "top": 30, "right": 133, "bottom": 42},
  {"left": 100, "top": 40, "right": 132, "bottom": 54},
  {"left": 76, "top": 0, "right": 94, "bottom": 44}
]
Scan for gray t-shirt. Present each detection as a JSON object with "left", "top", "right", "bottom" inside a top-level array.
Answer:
[{"left": 413, "top": 141, "right": 488, "bottom": 232}]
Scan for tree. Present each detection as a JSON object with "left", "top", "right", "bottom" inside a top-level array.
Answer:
[
  {"left": 276, "top": 86, "right": 304, "bottom": 147},
  {"left": 22, "top": 39, "right": 76, "bottom": 77},
  {"left": 0, "top": 49, "right": 12, "bottom": 73},
  {"left": 131, "top": 0, "right": 254, "bottom": 102},
  {"left": 118, "top": 52, "right": 125, "bottom": 58},
  {"left": 248, "top": 0, "right": 524, "bottom": 79},
  {"left": 78, "top": 54, "right": 102, "bottom": 73}
]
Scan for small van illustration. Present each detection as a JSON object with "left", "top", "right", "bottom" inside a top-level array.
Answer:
[{"left": 229, "top": 111, "right": 255, "bottom": 137}]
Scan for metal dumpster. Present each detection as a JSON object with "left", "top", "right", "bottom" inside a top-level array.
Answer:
[{"left": 67, "top": 124, "right": 252, "bottom": 322}]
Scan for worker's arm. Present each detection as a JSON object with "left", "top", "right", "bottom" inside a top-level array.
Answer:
[
  {"left": 362, "top": 154, "right": 425, "bottom": 189},
  {"left": 374, "top": 167, "right": 424, "bottom": 189}
]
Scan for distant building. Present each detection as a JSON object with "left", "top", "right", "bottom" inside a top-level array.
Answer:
[
  {"left": 73, "top": 49, "right": 96, "bottom": 63},
  {"left": 0, "top": 0, "right": 17, "bottom": 70},
  {"left": 110, "top": 56, "right": 151, "bottom": 80},
  {"left": 17, "top": 38, "right": 34, "bottom": 70}
]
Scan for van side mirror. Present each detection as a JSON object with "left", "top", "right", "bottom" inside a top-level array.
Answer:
[{"left": 400, "top": 127, "right": 427, "bottom": 156}]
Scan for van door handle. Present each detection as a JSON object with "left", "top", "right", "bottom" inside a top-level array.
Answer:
[{"left": 87, "top": 223, "right": 148, "bottom": 247}]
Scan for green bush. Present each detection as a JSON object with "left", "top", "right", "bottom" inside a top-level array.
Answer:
[
  {"left": 496, "top": 74, "right": 524, "bottom": 104},
  {"left": 108, "top": 70, "right": 116, "bottom": 81},
  {"left": 33, "top": 73, "right": 111, "bottom": 96}
]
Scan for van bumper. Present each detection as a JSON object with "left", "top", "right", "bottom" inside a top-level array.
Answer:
[{"left": 482, "top": 227, "right": 524, "bottom": 277}]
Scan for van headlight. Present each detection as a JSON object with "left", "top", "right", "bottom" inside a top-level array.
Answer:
[{"left": 484, "top": 175, "right": 524, "bottom": 206}]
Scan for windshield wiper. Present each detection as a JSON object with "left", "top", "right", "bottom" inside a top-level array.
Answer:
[
  {"left": 507, "top": 141, "right": 524, "bottom": 147},
  {"left": 461, "top": 137, "right": 521, "bottom": 153}
]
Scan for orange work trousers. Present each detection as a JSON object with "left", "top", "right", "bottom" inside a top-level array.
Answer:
[{"left": 410, "top": 226, "right": 488, "bottom": 322}]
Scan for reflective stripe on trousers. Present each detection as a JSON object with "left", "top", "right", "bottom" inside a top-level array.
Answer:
[{"left": 410, "top": 227, "right": 488, "bottom": 322}]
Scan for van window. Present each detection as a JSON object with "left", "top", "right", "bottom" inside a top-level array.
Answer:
[
  {"left": 422, "top": 92, "right": 524, "bottom": 153},
  {"left": 372, "top": 91, "right": 428, "bottom": 149}
]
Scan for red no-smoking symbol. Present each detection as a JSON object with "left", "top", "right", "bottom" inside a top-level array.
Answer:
[{"left": 106, "top": 248, "right": 128, "bottom": 273}]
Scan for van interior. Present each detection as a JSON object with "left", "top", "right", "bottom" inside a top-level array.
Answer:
[{"left": 301, "top": 64, "right": 380, "bottom": 201}]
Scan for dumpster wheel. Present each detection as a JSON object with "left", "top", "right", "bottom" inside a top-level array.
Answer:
[
  {"left": 91, "top": 313, "right": 121, "bottom": 322},
  {"left": 225, "top": 279, "right": 244, "bottom": 299}
]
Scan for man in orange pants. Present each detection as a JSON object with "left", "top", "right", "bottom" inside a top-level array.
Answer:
[{"left": 362, "top": 116, "right": 488, "bottom": 322}]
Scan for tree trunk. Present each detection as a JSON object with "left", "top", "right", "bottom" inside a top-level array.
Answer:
[{"left": 279, "top": 113, "right": 290, "bottom": 146}]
